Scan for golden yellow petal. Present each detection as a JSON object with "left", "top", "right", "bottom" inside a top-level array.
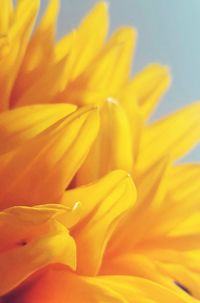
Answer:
[
  {"left": 71, "top": 171, "right": 136, "bottom": 275},
  {"left": 129, "top": 64, "right": 171, "bottom": 118},
  {"left": 0, "top": 0, "right": 39, "bottom": 110},
  {"left": 0, "top": 205, "right": 76, "bottom": 296},
  {"left": 70, "top": 1, "right": 109, "bottom": 79},
  {"left": 0, "top": 103, "right": 76, "bottom": 154},
  {"left": 76, "top": 99, "right": 133, "bottom": 185},
  {"left": 137, "top": 101, "right": 200, "bottom": 171},
  {"left": 0, "top": 106, "right": 99, "bottom": 209},
  {"left": 0, "top": 0, "right": 13, "bottom": 32}
]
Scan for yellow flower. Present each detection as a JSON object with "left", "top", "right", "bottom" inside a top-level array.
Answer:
[{"left": 0, "top": 1, "right": 200, "bottom": 302}]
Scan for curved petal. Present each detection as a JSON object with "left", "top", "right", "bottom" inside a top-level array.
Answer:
[
  {"left": 0, "top": 106, "right": 99, "bottom": 209},
  {"left": 0, "top": 205, "right": 76, "bottom": 296},
  {"left": 0, "top": 0, "right": 40, "bottom": 110},
  {"left": 137, "top": 101, "right": 200, "bottom": 171},
  {"left": 76, "top": 99, "right": 133, "bottom": 185},
  {"left": 129, "top": 64, "right": 171, "bottom": 118},
  {"left": 11, "top": 0, "right": 59, "bottom": 104},
  {"left": 70, "top": 1, "right": 109, "bottom": 79},
  {"left": 69, "top": 171, "right": 136, "bottom": 275},
  {"left": 4, "top": 268, "right": 194, "bottom": 303},
  {"left": 0, "top": 103, "right": 76, "bottom": 154}
]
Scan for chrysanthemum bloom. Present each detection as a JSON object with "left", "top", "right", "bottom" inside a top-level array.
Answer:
[
  {"left": 0, "top": 0, "right": 200, "bottom": 302},
  {"left": 0, "top": 105, "right": 195, "bottom": 302}
]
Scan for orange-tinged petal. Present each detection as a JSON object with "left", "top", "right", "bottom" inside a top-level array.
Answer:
[
  {"left": 0, "top": 106, "right": 99, "bottom": 209},
  {"left": 0, "top": 0, "right": 39, "bottom": 110},
  {"left": 76, "top": 99, "right": 133, "bottom": 185},
  {"left": 14, "top": 54, "right": 71, "bottom": 106},
  {"left": 4, "top": 268, "right": 194, "bottom": 303},
  {"left": 137, "top": 101, "right": 200, "bottom": 171},
  {"left": 70, "top": 1, "right": 109, "bottom": 80},
  {"left": 0, "top": 205, "right": 76, "bottom": 296},
  {"left": 71, "top": 171, "right": 136, "bottom": 275},
  {"left": 0, "top": 103, "right": 76, "bottom": 154},
  {"left": 129, "top": 64, "right": 171, "bottom": 118}
]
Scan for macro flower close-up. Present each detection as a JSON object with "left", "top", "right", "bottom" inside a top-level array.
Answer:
[{"left": 0, "top": 0, "right": 200, "bottom": 302}]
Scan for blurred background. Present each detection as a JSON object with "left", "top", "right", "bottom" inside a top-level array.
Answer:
[{"left": 39, "top": 0, "right": 200, "bottom": 161}]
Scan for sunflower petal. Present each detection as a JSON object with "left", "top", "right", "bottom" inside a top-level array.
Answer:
[
  {"left": 70, "top": 1, "right": 108, "bottom": 79},
  {"left": 104, "top": 27, "right": 137, "bottom": 93},
  {"left": 0, "top": 0, "right": 13, "bottom": 32},
  {"left": 76, "top": 99, "right": 133, "bottom": 185},
  {"left": 5, "top": 268, "right": 194, "bottom": 303},
  {"left": 70, "top": 171, "right": 136, "bottom": 275},
  {"left": 0, "top": 103, "right": 76, "bottom": 154},
  {"left": 11, "top": 0, "right": 60, "bottom": 106},
  {"left": 137, "top": 101, "right": 200, "bottom": 171},
  {"left": 0, "top": 0, "right": 39, "bottom": 110},
  {"left": 0, "top": 205, "right": 76, "bottom": 296},
  {"left": 0, "top": 106, "right": 99, "bottom": 209},
  {"left": 129, "top": 64, "right": 171, "bottom": 118}
]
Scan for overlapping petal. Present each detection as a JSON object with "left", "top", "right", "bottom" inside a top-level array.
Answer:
[
  {"left": 3, "top": 268, "right": 195, "bottom": 303},
  {"left": 0, "top": 105, "right": 99, "bottom": 209},
  {"left": 0, "top": 204, "right": 76, "bottom": 296}
]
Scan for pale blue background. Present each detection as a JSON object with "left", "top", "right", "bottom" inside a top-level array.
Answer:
[{"left": 39, "top": 0, "right": 200, "bottom": 161}]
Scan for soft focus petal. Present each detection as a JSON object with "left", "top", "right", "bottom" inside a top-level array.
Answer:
[
  {"left": 137, "top": 101, "right": 200, "bottom": 171},
  {"left": 70, "top": 1, "right": 109, "bottom": 79},
  {"left": 130, "top": 64, "right": 171, "bottom": 118},
  {"left": 3, "top": 268, "right": 195, "bottom": 303}
]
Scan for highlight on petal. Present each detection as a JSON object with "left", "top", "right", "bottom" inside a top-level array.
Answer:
[
  {"left": 4, "top": 268, "right": 194, "bottom": 303},
  {"left": 0, "top": 204, "right": 76, "bottom": 296},
  {"left": 0, "top": 106, "right": 99, "bottom": 210},
  {"left": 76, "top": 99, "right": 133, "bottom": 185},
  {"left": 0, "top": 103, "right": 76, "bottom": 154},
  {"left": 67, "top": 170, "right": 136, "bottom": 275},
  {"left": 137, "top": 101, "right": 200, "bottom": 172}
]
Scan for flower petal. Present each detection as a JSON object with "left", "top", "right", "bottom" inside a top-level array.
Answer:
[
  {"left": 76, "top": 99, "right": 133, "bottom": 185},
  {"left": 137, "top": 101, "right": 200, "bottom": 171},
  {"left": 0, "top": 103, "right": 76, "bottom": 154},
  {"left": 0, "top": 106, "right": 99, "bottom": 209},
  {"left": 130, "top": 64, "right": 171, "bottom": 118},
  {"left": 0, "top": 0, "right": 13, "bottom": 33},
  {"left": 0, "top": 205, "right": 76, "bottom": 296},
  {"left": 4, "top": 268, "right": 194, "bottom": 303},
  {"left": 70, "top": 1, "right": 109, "bottom": 79},
  {"left": 0, "top": 0, "right": 39, "bottom": 110},
  {"left": 69, "top": 171, "right": 136, "bottom": 275},
  {"left": 11, "top": 0, "right": 60, "bottom": 106}
]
